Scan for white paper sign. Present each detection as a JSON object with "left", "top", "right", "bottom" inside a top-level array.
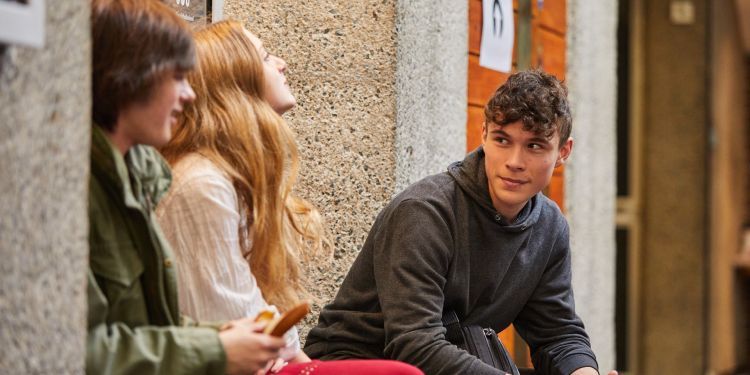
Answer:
[
  {"left": 167, "top": 0, "right": 208, "bottom": 24},
  {"left": 166, "top": 0, "right": 224, "bottom": 25},
  {"left": 479, "top": 0, "right": 514, "bottom": 73},
  {"left": 0, "top": 0, "right": 45, "bottom": 48}
]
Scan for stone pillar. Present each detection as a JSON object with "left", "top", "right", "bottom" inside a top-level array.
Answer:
[
  {"left": 221, "top": 0, "right": 466, "bottom": 337},
  {"left": 566, "top": 0, "right": 618, "bottom": 371},
  {"left": 394, "top": 0, "right": 467, "bottom": 192},
  {"left": 0, "top": 1, "right": 91, "bottom": 373}
]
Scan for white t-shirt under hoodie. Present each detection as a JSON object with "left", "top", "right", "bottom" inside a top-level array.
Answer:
[{"left": 155, "top": 153, "right": 300, "bottom": 360}]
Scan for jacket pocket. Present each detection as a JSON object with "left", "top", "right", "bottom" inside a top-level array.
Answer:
[{"left": 89, "top": 242, "right": 149, "bottom": 325}]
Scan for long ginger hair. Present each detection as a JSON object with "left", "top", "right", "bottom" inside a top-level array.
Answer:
[{"left": 161, "top": 20, "right": 329, "bottom": 312}]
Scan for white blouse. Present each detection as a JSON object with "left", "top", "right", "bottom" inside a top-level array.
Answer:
[{"left": 155, "top": 153, "right": 300, "bottom": 359}]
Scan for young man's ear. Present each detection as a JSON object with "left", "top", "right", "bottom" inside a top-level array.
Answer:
[
  {"left": 481, "top": 121, "right": 488, "bottom": 142},
  {"left": 555, "top": 137, "right": 573, "bottom": 167}
]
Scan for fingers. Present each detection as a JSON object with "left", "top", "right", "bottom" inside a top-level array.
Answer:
[
  {"left": 270, "top": 359, "right": 287, "bottom": 373},
  {"left": 257, "top": 359, "right": 274, "bottom": 375},
  {"left": 249, "top": 321, "right": 269, "bottom": 333},
  {"left": 256, "top": 358, "right": 287, "bottom": 374},
  {"left": 257, "top": 333, "right": 286, "bottom": 350},
  {"left": 224, "top": 322, "right": 286, "bottom": 350},
  {"left": 227, "top": 317, "right": 269, "bottom": 333},
  {"left": 219, "top": 326, "right": 289, "bottom": 375}
]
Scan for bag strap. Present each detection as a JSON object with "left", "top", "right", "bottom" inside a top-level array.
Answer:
[
  {"left": 442, "top": 309, "right": 524, "bottom": 375},
  {"left": 441, "top": 309, "right": 466, "bottom": 347}
]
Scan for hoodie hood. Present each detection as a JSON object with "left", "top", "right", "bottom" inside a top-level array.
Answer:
[{"left": 447, "top": 146, "right": 541, "bottom": 231}]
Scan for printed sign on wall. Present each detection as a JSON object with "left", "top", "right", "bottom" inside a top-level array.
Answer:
[
  {"left": 166, "top": 0, "right": 209, "bottom": 25},
  {"left": 166, "top": 0, "right": 224, "bottom": 26},
  {"left": 479, "top": 0, "right": 514, "bottom": 73},
  {"left": 0, "top": 0, "right": 45, "bottom": 48}
]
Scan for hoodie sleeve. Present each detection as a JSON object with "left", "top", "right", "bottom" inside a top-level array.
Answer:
[
  {"left": 513, "top": 223, "right": 599, "bottom": 375},
  {"left": 372, "top": 199, "right": 505, "bottom": 375}
]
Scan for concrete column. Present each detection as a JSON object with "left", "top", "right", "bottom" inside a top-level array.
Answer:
[
  {"left": 0, "top": 1, "right": 91, "bottom": 373},
  {"left": 566, "top": 0, "right": 618, "bottom": 371},
  {"left": 394, "top": 0, "right": 467, "bottom": 192},
  {"left": 222, "top": 0, "right": 466, "bottom": 337}
]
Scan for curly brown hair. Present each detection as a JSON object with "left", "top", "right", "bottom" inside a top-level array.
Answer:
[
  {"left": 91, "top": 0, "right": 195, "bottom": 131},
  {"left": 484, "top": 69, "right": 571, "bottom": 147}
]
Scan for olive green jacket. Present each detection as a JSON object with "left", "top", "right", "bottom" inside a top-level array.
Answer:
[{"left": 87, "top": 126, "right": 226, "bottom": 374}]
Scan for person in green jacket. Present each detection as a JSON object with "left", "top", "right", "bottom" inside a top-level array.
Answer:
[{"left": 87, "top": 0, "right": 286, "bottom": 373}]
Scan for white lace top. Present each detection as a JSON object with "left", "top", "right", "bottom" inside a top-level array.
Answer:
[{"left": 155, "top": 153, "right": 300, "bottom": 359}]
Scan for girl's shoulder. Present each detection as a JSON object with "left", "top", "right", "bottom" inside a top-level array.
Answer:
[{"left": 170, "top": 153, "right": 230, "bottom": 187}]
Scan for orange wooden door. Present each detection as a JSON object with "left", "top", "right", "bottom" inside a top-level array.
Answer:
[{"left": 466, "top": 0, "right": 567, "bottom": 366}]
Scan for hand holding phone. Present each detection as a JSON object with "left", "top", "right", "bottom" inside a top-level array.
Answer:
[{"left": 254, "top": 301, "right": 310, "bottom": 337}]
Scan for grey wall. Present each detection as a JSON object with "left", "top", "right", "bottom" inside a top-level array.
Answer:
[
  {"left": 0, "top": 1, "right": 90, "bottom": 373},
  {"left": 222, "top": 0, "right": 465, "bottom": 337},
  {"left": 566, "top": 0, "right": 618, "bottom": 371},
  {"left": 394, "top": 0, "right": 466, "bottom": 192}
]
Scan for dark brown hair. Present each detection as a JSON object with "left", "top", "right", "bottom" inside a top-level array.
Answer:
[
  {"left": 484, "top": 69, "right": 571, "bottom": 147},
  {"left": 91, "top": 0, "right": 195, "bottom": 130}
]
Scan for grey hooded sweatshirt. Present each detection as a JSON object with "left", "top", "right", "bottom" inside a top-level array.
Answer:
[{"left": 305, "top": 147, "right": 598, "bottom": 375}]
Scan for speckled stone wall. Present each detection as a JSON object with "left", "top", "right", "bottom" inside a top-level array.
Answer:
[
  {"left": 0, "top": 1, "right": 90, "bottom": 373},
  {"left": 566, "top": 0, "right": 617, "bottom": 371},
  {"left": 394, "top": 0, "right": 466, "bottom": 191},
  {"left": 224, "top": 1, "right": 398, "bottom": 338},
  {"left": 222, "top": 0, "right": 466, "bottom": 338}
]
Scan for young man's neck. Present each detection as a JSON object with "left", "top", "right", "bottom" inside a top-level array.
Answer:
[
  {"left": 491, "top": 199, "right": 526, "bottom": 223},
  {"left": 106, "top": 123, "right": 133, "bottom": 155}
]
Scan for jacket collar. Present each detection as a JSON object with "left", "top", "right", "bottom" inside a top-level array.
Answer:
[
  {"left": 447, "top": 146, "right": 540, "bottom": 231},
  {"left": 91, "top": 126, "right": 172, "bottom": 211}
]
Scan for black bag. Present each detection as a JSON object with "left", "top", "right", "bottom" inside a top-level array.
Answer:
[{"left": 442, "top": 310, "right": 520, "bottom": 375}]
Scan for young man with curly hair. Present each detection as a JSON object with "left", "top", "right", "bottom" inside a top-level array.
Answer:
[{"left": 306, "top": 70, "right": 609, "bottom": 375}]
